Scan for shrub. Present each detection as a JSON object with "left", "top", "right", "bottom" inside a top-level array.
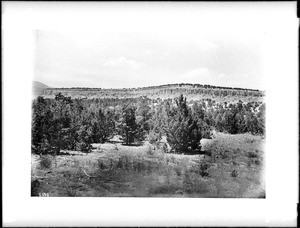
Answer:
[
  {"left": 247, "top": 160, "right": 252, "bottom": 168},
  {"left": 97, "top": 159, "right": 108, "bottom": 170},
  {"left": 77, "top": 142, "right": 92, "bottom": 153},
  {"left": 31, "top": 179, "right": 41, "bottom": 196},
  {"left": 254, "top": 159, "right": 261, "bottom": 165},
  {"left": 231, "top": 169, "right": 238, "bottom": 178},
  {"left": 183, "top": 172, "right": 209, "bottom": 194},
  {"left": 108, "top": 158, "right": 115, "bottom": 170},
  {"left": 66, "top": 188, "right": 76, "bottom": 197},
  {"left": 220, "top": 150, "right": 229, "bottom": 159},
  {"left": 76, "top": 125, "right": 93, "bottom": 153},
  {"left": 170, "top": 155, "right": 176, "bottom": 163},
  {"left": 247, "top": 151, "right": 258, "bottom": 158},
  {"left": 133, "top": 159, "right": 145, "bottom": 172},
  {"left": 199, "top": 162, "right": 210, "bottom": 177},
  {"left": 116, "top": 155, "right": 131, "bottom": 170},
  {"left": 39, "top": 156, "right": 52, "bottom": 169},
  {"left": 174, "top": 166, "right": 182, "bottom": 176},
  {"left": 149, "top": 183, "right": 181, "bottom": 195}
]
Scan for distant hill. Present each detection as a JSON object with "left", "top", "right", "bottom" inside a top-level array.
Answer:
[
  {"left": 39, "top": 83, "right": 265, "bottom": 103},
  {"left": 33, "top": 81, "right": 50, "bottom": 97}
]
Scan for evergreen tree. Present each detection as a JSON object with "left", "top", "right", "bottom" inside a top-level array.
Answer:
[
  {"left": 32, "top": 96, "right": 52, "bottom": 154},
  {"left": 119, "top": 105, "right": 144, "bottom": 145},
  {"left": 88, "top": 108, "right": 114, "bottom": 143},
  {"left": 136, "top": 98, "right": 152, "bottom": 134},
  {"left": 164, "top": 94, "right": 203, "bottom": 154},
  {"left": 32, "top": 94, "right": 73, "bottom": 155},
  {"left": 257, "top": 103, "right": 265, "bottom": 135},
  {"left": 76, "top": 125, "right": 93, "bottom": 152}
]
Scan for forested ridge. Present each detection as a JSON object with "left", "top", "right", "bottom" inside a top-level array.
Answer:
[
  {"left": 40, "top": 83, "right": 264, "bottom": 102},
  {"left": 45, "top": 83, "right": 262, "bottom": 91}
]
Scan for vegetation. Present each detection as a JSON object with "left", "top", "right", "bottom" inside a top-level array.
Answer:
[
  {"left": 31, "top": 132, "right": 265, "bottom": 197},
  {"left": 40, "top": 83, "right": 264, "bottom": 103},
  {"left": 118, "top": 105, "right": 144, "bottom": 145},
  {"left": 32, "top": 93, "right": 265, "bottom": 155},
  {"left": 31, "top": 90, "right": 265, "bottom": 197},
  {"left": 163, "top": 95, "right": 203, "bottom": 154}
]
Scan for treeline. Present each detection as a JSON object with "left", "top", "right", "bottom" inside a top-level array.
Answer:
[
  {"left": 139, "top": 83, "right": 261, "bottom": 91},
  {"left": 42, "top": 88, "right": 263, "bottom": 100},
  {"left": 194, "top": 100, "right": 265, "bottom": 135},
  {"left": 32, "top": 93, "right": 265, "bottom": 155},
  {"left": 32, "top": 93, "right": 150, "bottom": 155},
  {"left": 42, "top": 83, "right": 264, "bottom": 99},
  {"left": 44, "top": 83, "right": 261, "bottom": 92}
]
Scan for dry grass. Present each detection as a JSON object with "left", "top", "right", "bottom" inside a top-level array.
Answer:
[{"left": 31, "top": 132, "right": 265, "bottom": 197}]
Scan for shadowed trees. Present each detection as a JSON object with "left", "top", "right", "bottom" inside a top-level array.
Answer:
[
  {"left": 118, "top": 105, "right": 145, "bottom": 145},
  {"left": 32, "top": 93, "right": 265, "bottom": 156},
  {"left": 163, "top": 94, "right": 204, "bottom": 154}
]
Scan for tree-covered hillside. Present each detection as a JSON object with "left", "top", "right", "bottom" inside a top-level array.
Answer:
[{"left": 40, "top": 83, "right": 264, "bottom": 102}]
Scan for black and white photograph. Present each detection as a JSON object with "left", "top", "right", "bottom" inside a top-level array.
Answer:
[
  {"left": 2, "top": 1, "right": 298, "bottom": 226},
  {"left": 31, "top": 29, "right": 266, "bottom": 198}
]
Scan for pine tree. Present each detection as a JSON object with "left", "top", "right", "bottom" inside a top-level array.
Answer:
[
  {"left": 32, "top": 96, "right": 51, "bottom": 154},
  {"left": 119, "top": 105, "right": 144, "bottom": 145},
  {"left": 76, "top": 125, "right": 93, "bottom": 152},
  {"left": 90, "top": 108, "right": 115, "bottom": 143},
  {"left": 164, "top": 94, "right": 203, "bottom": 154},
  {"left": 32, "top": 94, "right": 73, "bottom": 155},
  {"left": 135, "top": 98, "right": 151, "bottom": 134}
]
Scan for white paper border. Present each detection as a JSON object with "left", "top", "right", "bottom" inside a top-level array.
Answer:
[{"left": 2, "top": 2, "right": 298, "bottom": 227}]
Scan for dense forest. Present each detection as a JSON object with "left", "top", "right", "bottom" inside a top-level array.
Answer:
[{"left": 32, "top": 93, "right": 265, "bottom": 155}]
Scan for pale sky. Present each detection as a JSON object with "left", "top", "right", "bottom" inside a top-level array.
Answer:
[{"left": 34, "top": 2, "right": 265, "bottom": 90}]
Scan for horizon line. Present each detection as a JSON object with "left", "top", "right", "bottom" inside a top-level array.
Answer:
[{"left": 34, "top": 81, "right": 264, "bottom": 92}]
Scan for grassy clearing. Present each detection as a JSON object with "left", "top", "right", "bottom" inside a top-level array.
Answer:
[{"left": 31, "top": 132, "right": 265, "bottom": 197}]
